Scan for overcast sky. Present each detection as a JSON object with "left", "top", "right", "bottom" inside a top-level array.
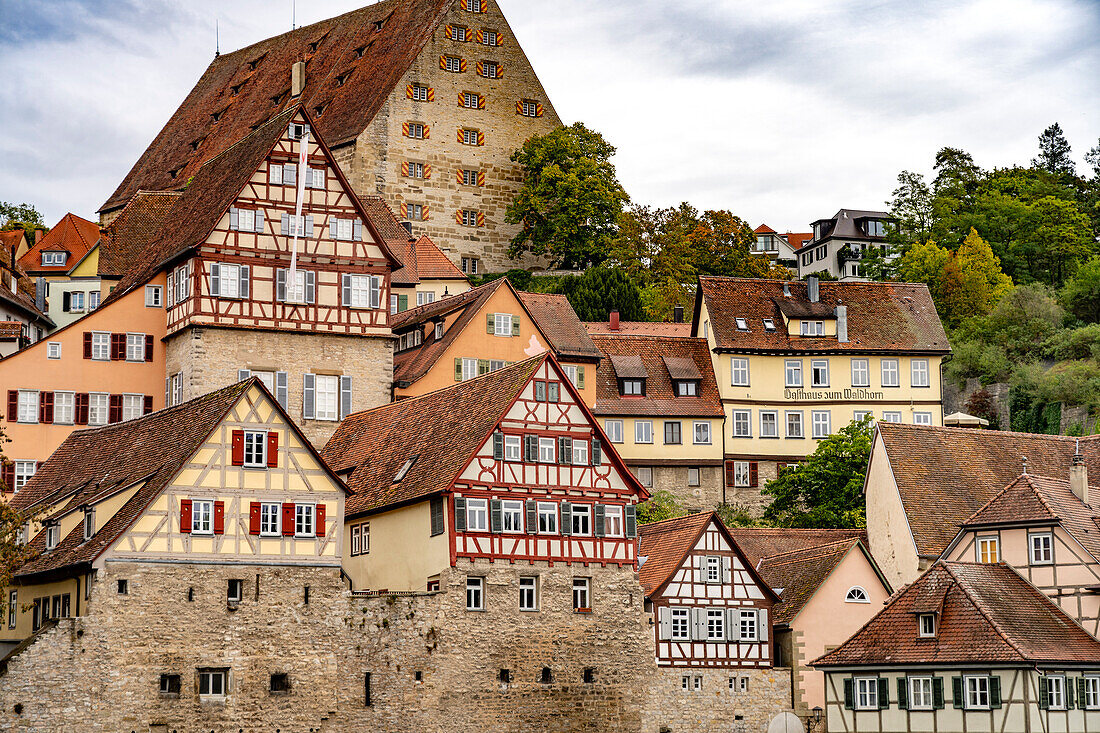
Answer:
[{"left": 1, "top": 0, "right": 1097, "bottom": 233}]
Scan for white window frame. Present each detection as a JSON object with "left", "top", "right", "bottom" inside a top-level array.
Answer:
[
  {"left": 881, "top": 359, "right": 900, "bottom": 387},
  {"left": 411, "top": 83, "right": 430, "bottom": 101},
  {"left": 634, "top": 420, "right": 653, "bottom": 444},
  {"left": 918, "top": 613, "right": 936, "bottom": 638},
  {"left": 732, "top": 410, "right": 751, "bottom": 438},
  {"left": 1047, "top": 675, "right": 1066, "bottom": 710},
  {"left": 191, "top": 499, "right": 214, "bottom": 535},
  {"left": 145, "top": 285, "right": 162, "bottom": 307},
  {"left": 693, "top": 421, "right": 711, "bottom": 445},
  {"left": 845, "top": 586, "right": 869, "bottom": 603},
  {"left": 604, "top": 505, "right": 624, "bottom": 537},
  {"left": 1029, "top": 532, "right": 1053, "bottom": 565},
  {"left": 88, "top": 392, "right": 109, "bottom": 426},
  {"left": 605, "top": 420, "right": 623, "bottom": 444},
  {"left": 733, "top": 461, "right": 750, "bottom": 488},
  {"left": 811, "top": 410, "right": 831, "bottom": 439},
  {"left": 739, "top": 609, "right": 759, "bottom": 641},
  {"left": 216, "top": 263, "right": 242, "bottom": 299},
  {"left": 705, "top": 556, "right": 721, "bottom": 583},
  {"left": 47, "top": 341, "right": 61, "bottom": 359},
  {"left": 13, "top": 461, "right": 36, "bottom": 491},
  {"left": 785, "top": 360, "right": 803, "bottom": 388},
  {"left": 572, "top": 439, "right": 589, "bottom": 465},
  {"left": 198, "top": 670, "right": 227, "bottom": 699},
  {"left": 242, "top": 431, "right": 267, "bottom": 468},
  {"left": 17, "top": 390, "right": 38, "bottom": 423},
  {"left": 670, "top": 607, "right": 690, "bottom": 641},
  {"left": 731, "top": 357, "right": 750, "bottom": 386},
  {"left": 537, "top": 437, "right": 555, "bottom": 464},
  {"left": 786, "top": 411, "right": 804, "bottom": 438},
  {"left": 537, "top": 502, "right": 557, "bottom": 534},
  {"left": 572, "top": 577, "right": 590, "bottom": 611},
  {"left": 800, "top": 321, "right": 824, "bottom": 337},
  {"left": 811, "top": 360, "right": 830, "bottom": 387},
  {"left": 466, "top": 576, "right": 484, "bottom": 610},
  {"left": 851, "top": 358, "right": 870, "bottom": 387},
  {"left": 314, "top": 374, "right": 339, "bottom": 421},
  {"left": 53, "top": 391, "right": 75, "bottom": 425},
  {"left": 913, "top": 412, "right": 932, "bottom": 425},
  {"left": 504, "top": 435, "right": 521, "bottom": 462},
  {"left": 881, "top": 411, "right": 902, "bottom": 423},
  {"left": 908, "top": 676, "right": 934, "bottom": 711},
  {"left": 519, "top": 576, "right": 538, "bottom": 611},
  {"left": 461, "top": 358, "right": 478, "bottom": 381},
  {"left": 493, "top": 313, "right": 513, "bottom": 337},
  {"left": 1084, "top": 676, "right": 1100, "bottom": 710},
  {"left": 90, "top": 331, "right": 110, "bottom": 360},
  {"left": 965, "top": 675, "right": 990, "bottom": 710},
  {"left": 706, "top": 608, "right": 726, "bottom": 640},
  {"left": 294, "top": 503, "right": 316, "bottom": 538},
  {"left": 855, "top": 677, "right": 879, "bottom": 711},
  {"left": 121, "top": 393, "right": 143, "bottom": 421},
  {"left": 501, "top": 500, "right": 524, "bottom": 533},
  {"left": 259, "top": 502, "right": 281, "bottom": 537},
  {"left": 760, "top": 411, "right": 778, "bottom": 438},
  {"left": 911, "top": 359, "right": 930, "bottom": 387},
  {"left": 125, "top": 333, "right": 145, "bottom": 362},
  {"left": 465, "top": 497, "right": 488, "bottom": 532},
  {"left": 637, "top": 466, "right": 653, "bottom": 488},
  {"left": 977, "top": 535, "right": 999, "bottom": 563},
  {"left": 571, "top": 504, "right": 591, "bottom": 536}
]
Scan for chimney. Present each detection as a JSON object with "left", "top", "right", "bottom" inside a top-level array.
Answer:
[
  {"left": 401, "top": 221, "right": 413, "bottom": 236},
  {"left": 291, "top": 60, "right": 307, "bottom": 97},
  {"left": 1071, "top": 452, "right": 1089, "bottom": 505},
  {"left": 609, "top": 310, "right": 620, "bottom": 331},
  {"left": 35, "top": 278, "right": 46, "bottom": 312},
  {"left": 807, "top": 276, "right": 819, "bottom": 303},
  {"left": 34, "top": 229, "right": 43, "bottom": 244},
  {"left": 835, "top": 304, "right": 848, "bottom": 343},
  {"left": 673, "top": 306, "right": 683, "bottom": 323}
]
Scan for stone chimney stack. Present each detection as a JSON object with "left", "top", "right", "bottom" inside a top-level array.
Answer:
[
  {"left": 291, "top": 61, "right": 306, "bottom": 97},
  {"left": 609, "top": 310, "right": 620, "bottom": 331},
  {"left": 1071, "top": 452, "right": 1088, "bottom": 505}
]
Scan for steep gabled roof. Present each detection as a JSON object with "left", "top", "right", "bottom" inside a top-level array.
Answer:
[
  {"left": 589, "top": 334, "right": 723, "bottom": 417},
  {"left": 364, "top": 190, "right": 467, "bottom": 287},
  {"left": 516, "top": 292, "right": 601, "bottom": 361},
  {"left": 102, "top": 0, "right": 453, "bottom": 213},
  {"left": 0, "top": 229, "right": 27, "bottom": 257},
  {"left": 17, "top": 213, "right": 99, "bottom": 273},
  {"left": 813, "top": 561, "right": 1100, "bottom": 667},
  {"left": 877, "top": 424, "right": 1100, "bottom": 558},
  {"left": 727, "top": 527, "right": 868, "bottom": 567},
  {"left": 411, "top": 236, "right": 466, "bottom": 280},
  {"left": 798, "top": 209, "right": 892, "bottom": 252},
  {"left": 694, "top": 276, "right": 951, "bottom": 354},
  {"left": 97, "top": 191, "right": 181, "bottom": 278}
]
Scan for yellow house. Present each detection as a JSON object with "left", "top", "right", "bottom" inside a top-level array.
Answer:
[
  {"left": 1, "top": 378, "right": 346, "bottom": 649},
  {"left": 391, "top": 278, "right": 602, "bottom": 404},
  {"left": 692, "top": 276, "right": 950, "bottom": 508}
]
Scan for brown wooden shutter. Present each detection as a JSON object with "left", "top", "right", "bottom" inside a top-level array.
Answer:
[
  {"left": 266, "top": 432, "right": 279, "bottom": 468},
  {"left": 108, "top": 394, "right": 122, "bottom": 423},
  {"left": 111, "top": 333, "right": 125, "bottom": 360},
  {"left": 213, "top": 501, "right": 225, "bottom": 534},
  {"left": 40, "top": 391, "right": 54, "bottom": 424},
  {"left": 1, "top": 461, "right": 14, "bottom": 493},
  {"left": 231, "top": 430, "right": 245, "bottom": 466},
  {"left": 6, "top": 391, "right": 16, "bottom": 423},
  {"left": 749, "top": 462, "right": 759, "bottom": 488},
  {"left": 282, "top": 503, "right": 296, "bottom": 536},
  {"left": 144, "top": 335, "right": 154, "bottom": 362},
  {"left": 75, "top": 393, "right": 89, "bottom": 425},
  {"left": 249, "top": 502, "right": 261, "bottom": 535},
  {"left": 83, "top": 332, "right": 92, "bottom": 359},
  {"left": 143, "top": 396, "right": 153, "bottom": 415},
  {"left": 180, "top": 499, "right": 193, "bottom": 533},
  {"left": 725, "top": 460, "right": 735, "bottom": 488},
  {"left": 316, "top": 504, "right": 326, "bottom": 537}
]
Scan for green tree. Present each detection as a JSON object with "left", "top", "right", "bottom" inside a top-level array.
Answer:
[
  {"left": 0, "top": 201, "right": 47, "bottom": 245},
  {"left": 554, "top": 266, "right": 644, "bottom": 322},
  {"left": 1061, "top": 256, "right": 1100, "bottom": 323},
  {"left": 636, "top": 490, "right": 687, "bottom": 525},
  {"left": 1013, "top": 196, "right": 1095, "bottom": 285},
  {"left": 506, "top": 123, "right": 629, "bottom": 268},
  {"left": 897, "top": 239, "right": 951, "bottom": 294},
  {"left": 1032, "top": 122, "right": 1076, "bottom": 177},
  {"left": 887, "top": 170, "right": 934, "bottom": 246},
  {"left": 1085, "top": 139, "right": 1100, "bottom": 180},
  {"left": 761, "top": 418, "right": 874, "bottom": 528}
]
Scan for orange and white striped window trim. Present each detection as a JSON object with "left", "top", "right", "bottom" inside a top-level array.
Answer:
[
  {"left": 461, "top": 0, "right": 487, "bottom": 12},
  {"left": 440, "top": 55, "right": 467, "bottom": 73}
]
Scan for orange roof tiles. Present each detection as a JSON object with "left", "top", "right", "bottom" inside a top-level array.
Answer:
[
  {"left": 754, "top": 224, "right": 777, "bottom": 234},
  {"left": 516, "top": 292, "right": 602, "bottom": 361},
  {"left": 637, "top": 512, "right": 716, "bottom": 595},
  {"left": 98, "top": 191, "right": 180, "bottom": 278},
  {"left": 727, "top": 527, "right": 868, "bottom": 567},
  {"left": 584, "top": 321, "right": 693, "bottom": 337},
  {"left": 17, "top": 213, "right": 99, "bottom": 273},
  {"left": 784, "top": 232, "right": 813, "bottom": 250},
  {"left": 757, "top": 539, "right": 864, "bottom": 625},
  {"left": 0, "top": 321, "right": 22, "bottom": 339}
]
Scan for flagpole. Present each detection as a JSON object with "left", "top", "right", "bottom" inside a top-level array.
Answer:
[{"left": 289, "top": 128, "right": 309, "bottom": 298}]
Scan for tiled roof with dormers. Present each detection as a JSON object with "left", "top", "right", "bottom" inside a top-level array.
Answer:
[
  {"left": 637, "top": 512, "right": 716, "bottom": 596},
  {"left": 584, "top": 321, "right": 693, "bottom": 337},
  {"left": 102, "top": 0, "right": 452, "bottom": 214},
  {"left": 695, "top": 276, "right": 950, "bottom": 355},
  {"left": 97, "top": 191, "right": 181, "bottom": 278},
  {"left": 878, "top": 424, "right": 1100, "bottom": 559},
  {"left": 813, "top": 561, "right": 1100, "bottom": 667},
  {"left": 589, "top": 334, "right": 723, "bottom": 418},
  {"left": 17, "top": 213, "right": 99, "bottom": 274}
]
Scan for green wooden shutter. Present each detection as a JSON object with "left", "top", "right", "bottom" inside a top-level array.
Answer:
[
  {"left": 932, "top": 677, "right": 945, "bottom": 709},
  {"left": 560, "top": 501, "right": 572, "bottom": 536},
  {"left": 478, "top": 359, "right": 489, "bottom": 376},
  {"left": 878, "top": 678, "right": 890, "bottom": 710},
  {"left": 952, "top": 677, "right": 963, "bottom": 709},
  {"left": 486, "top": 313, "right": 495, "bottom": 333},
  {"left": 490, "top": 498, "right": 502, "bottom": 533},
  {"left": 398, "top": 294, "right": 408, "bottom": 311},
  {"left": 592, "top": 438, "right": 601, "bottom": 466},
  {"left": 454, "top": 358, "right": 462, "bottom": 382},
  {"left": 1038, "top": 676, "right": 1049, "bottom": 710},
  {"left": 454, "top": 497, "right": 467, "bottom": 531},
  {"left": 844, "top": 678, "right": 855, "bottom": 710},
  {"left": 512, "top": 315, "right": 520, "bottom": 337},
  {"left": 989, "top": 676, "right": 1001, "bottom": 709},
  {"left": 594, "top": 504, "right": 605, "bottom": 537},
  {"left": 1067, "top": 677, "right": 1076, "bottom": 709},
  {"left": 525, "top": 499, "right": 537, "bottom": 534},
  {"left": 493, "top": 431, "right": 504, "bottom": 460},
  {"left": 625, "top": 505, "right": 637, "bottom": 538},
  {"left": 897, "top": 678, "right": 908, "bottom": 710}
]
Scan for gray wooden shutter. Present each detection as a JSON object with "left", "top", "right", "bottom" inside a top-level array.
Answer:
[
  {"left": 722, "top": 556, "right": 732, "bottom": 584},
  {"left": 281, "top": 213, "right": 290, "bottom": 236},
  {"left": 558, "top": 437, "right": 570, "bottom": 465},
  {"left": 370, "top": 276, "right": 381, "bottom": 309},
  {"left": 284, "top": 164, "right": 296, "bottom": 186},
  {"left": 490, "top": 498, "right": 502, "bottom": 532},
  {"left": 254, "top": 209, "right": 265, "bottom": 233},
  {"left": 932, "top": 678, "right": 945, "bottom": 709},
  {"left": 758, "top": 608, "right": 768, "bottom": 642},
  {"left": 305, "top": 215, "right": 314, "bottom": 237},
  {"left": 239, "top": 265, "right": 250, "bottom": 298},
  {"left": 492, "top": 432, "right": 504, "bottom": 460},
  {"left": 592, "top": 438, "right": 601, "bottom": 466},
  {"left": 658, "top": 606, "right": 671, "bottom": 640},
  {"left": 238, "top": 369, "right": 251, "bottom": 381},
  {"left": 625, "top": 505, "right": 637, "bottom": 538},
  {"left": 306, "top": 271, "right": 316, "bottom": 303},
  {"left": 275, "top": 372, "right": 288, "bottom": 408},
  {"left": 525, "top": 499, "right": 537, "bottom": 534},
  {"left": 276, "top": 269, "right": 287, "bottom": 302},
  {"left": 454, "top": 497, "right": 466, "bottom": 532},
  {"left": 229, "top": 208, "right": 239, "bottom": 230},
  {"left": 691, "top": 607, "right": 705, "bottom": 641},
  {"left": 354, "top": 219, "right": 363, "bottom": 241},
  {"left": 952, "top": 677, "right": 963, "bottom": 708},
  {"left": 727, "top": 608, "right": 741, "bottom": 641},
  {"left": 210, "top": 263, "right": 221, "bottom": 296},
  {"left": 340, "top": 375, "right": 352, "bottom": 419},
  {"left": 302, "top": 373, "right": 316, "bottom": 419},
  {"left": 593, "top": 504, "right": 605, "bottom": 537},
  {"left": 897, "top": 678, "right": 909, "bottom": 711},
  {"left": 560, "top": 501, "right": 572, "bottom": 536},
  {"left": 341, "top": 274, "right": 351, "bottom": 306},
  {"left": 329, "top": 216, "right": 338, "bottom": 239},
  {"left": 512, "top": 316, "right": 520, "bottom": 337}
]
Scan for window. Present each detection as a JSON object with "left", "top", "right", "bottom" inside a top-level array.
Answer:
[
  {"left": 90, "top": 331, "right": 109, "bottom": 360},
  {"left": 407, "top": 121, "right": 427, "bottom": 138},
  {"left": 811, "top": 360, "right": 829, "bottom": 387},
  {"left": 462, "top": 128, "right": 480, "bottom": 145},
  {"left": 538, "top": 437, "right": 555, "bottom": 463},
  {"left": 482, "top": 29, "right": 500, "bottom": 45},
  {"left": 215, "top": 263, "right": 244, "bottom": 299},
  {"left": 313, "top": 374, "right": 339, "bottom": 421},
  {"left": 604, "top": 505, "right": 624, "bottom": 536},
  {"left": 270, "top": 673, "right": 290, "bottom": 694},
  {"left": 499, "top": 500, "right": 523, "bottom": 533},
  {"left": 688, "top": 467, "right": 700, "bottom": 486},
  {"left": 192, "top": 500, "right": 213, "bottom": 534},
  {"left": 636, "top": 467, "right": 653, "bottom": 488},
  {"left": 122, "top": 394, "right": 143, "bottom": 421},
  {"left": 786, "top": 411, "right": 804, "bottom": 438},
  {"left": 800, "top": 321, "right": 824, "bottom": 337},
  {"left": 881, "top": 359, "right": 900, "bottom": 387},
  {"left": 851, "top": 359, "right": 870, "bottom": 387},
  {"left": 492, "top": 313, "right": 512, "bottom": 336},
  {"left": 918, "top": 613, "right": 936, "bottom": 638},
  {"left": 571, "top": 504, "right": 591, "bottom": 536},
  {"left": 416, "top": 291, "right": 435, "bottom": 307},
  {"left": 464, "top": 498, "right": 488, "bottom": 532},
  {"left": 1084, "top": 676, "right": 1100, "bottom": 709},
  {"left": 811, "top": 411, "right": 831, "bottom": 439},
  {"left": 729, "top": 460, "right": 753, "bottom": 488},
  {"left": 466, "top": 576, "right": 484, "bottom": 610},
  {"left": 46, "top": 341, "right": 61, "bottom": 359},
  {"left": 17, "top": 390, "right": 38, "bottom": 423},
  {"left": 977, "top": 535, "right": 999, "bottom": 563},
  {"left": 881, "top": 411, "right": 902, "bottom": 423},
  {"left": 785, "top": 360, "right": 803, "bottom": 387},
  {"left": 670, "top": 607, "right": 690, "bottom": 640},
  {"left": 88, "top": 392, "right": 109, "bottom": 426},
  {"left": 693, "top": 421, "right": 711, "bottom": 445},
  {"left": 227, "top": 579, "right": 243, "bottom": 603},
  {"left": 913, "top": 412, "right": 932, "bottom": 425},
  {"left": 605, "top": 420, "right": 623, "bottom": 443},
  {"left": 845, "top": 586, "right": 869, "bottom": 603},
  {"left": 42, "top": 251, "right": 66, "bottom": 266},
  {"left": 45, "top": 522, "right": 59, "bottom": 550},
  {"left": 445, "top": 55, "right": 463, "bottom": 72},
  {"left": 730, "top": 410, "right": 751, "bottom": 438},
  {"left": 707, "top": 608, "right": 726, "bottom": 640},
  {"left": 480, "top": 61, "right": 499, "bottom": 78},
  {"left": 504, "top": 435, "right": 521, "bottom": 461},
  {"left": 675, "top": 380, "right": 697, "bottom": 396},
  {"left": 855, "top": 677, "right": 879, "bottom": 710},
  {"left": 1046, "top": 675, "right": 1066, "bottom": 710},
  {"left": 739, "top": 609, "right": 759, "bottom": 641},
  {"left": 911, "top": 359, "right": 930, "bottom": 387},
  {"left": 909, "top": 677, "right": 934, "bottom": 710},
  {"left": 68, "top": 290, "right": 85, "bottom": 313},
  {"left": 519, "top": 577, "right": 538, "bottom": 611},
  {"left": 13, "top": 460, "right": 35, "bottom": 492},
  {"left": 241, "top": 431, "right": 267, "bottom": 467},
  {"left": 350, "top": 522, "right": 369, "bottom": 555},
  {"left": 82, "top": 507, "right": 94, "bottom": 541},
  {"left": 411, "top": 83, "right": 431, "bottom": 101},
  {"left": 462, "top": 91, "right": 480, "bottom": 108},
  {"left": 726, "top": 357, "right": 751, "bottom": 387},
  {"left": 260, "top": 503, "right": 280, "bottom": 536},
  {"left": 461, "top": 168, "right": 481, "bottom": 186},
  {"left": 198, "top": 670, "right": 227, "bottom": 698},
  {"left": 460, "top": 358, "right": 478, "bottom": 381},
  {"left": 634, "top": 421, "right": 652, "bottom": 444},
  {"left": 572, "top": 577, "right": 590, "bottom": 611},
  {"left": 537, "top": 502, "right": 557, "bottom": 534},
  {"left": 965, "top": 675, "right": 990, "bottom": 709},
  {"left": 344, "top": 273, "right": 381, "bottom": 309},
  {"left": 145, "top": 285, "right": 162, "bottom": 307},
  {"left": 621, "top": 379, "right": 644, "bottom": 396},
  {"left": 664, "top": 421, "right": 682, "bottom": 445},
  {"left": 295, "top": 504, "right": 316, "bottom": 537},
  {"left": 520, "top": 100, "right": 539, "bottom": 117},
  {"left": 760, "top": 411, "right": 778, "bottom": 438},
  {"left": 1029, "top": 532, "right": 1053, "bottom": 564},
  {"left": 461, "top": 257, "right": 479, "bottom": 274},
  {"left": 572, "top": 440, "right": 588, "bottom": 465},
  {"left": 705, "top": 556, "right": 722, "bottom": 583}
]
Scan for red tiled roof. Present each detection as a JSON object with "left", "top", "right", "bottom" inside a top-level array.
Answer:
[
  {"left": 17, "top": 213, "right": 99, "bottom": 273},
  {"left": 813, "top": 561, "right": 1100, "bottom": 667},
  {"left": 584, "top": 321, "right": 693, "bottom": 337},
  {"left": 360, "top": 196, "right": 419, "bottom": 285},
  {"left": 98, "top": 192, "right": 180, "bottom": 278},
  {"left": 784, "top": 232, "right": 813, "bottom": 250},
  {"left": 518, "top": 292, "right": 602, "bottom": 361},
  {"left": 102, "top": 0, "right": 452, "bottom": 213},
  {"left": 727, "top": 527, "right": 868, "bottom": 567},
  {"left": 0, "top": 229, "right": 26, "bottom": 254},
  {"left": 589, "top": 335, "right": 724, "bottom": 418},
  {"left": 878, "top": 424, "right": 1100, "bottom": 558},
  {"left": 637, "top": 512, "right": 715, "bottom": 595},
  {"left": 0, "top": 321, "right": 21, "bottom": 339},
  {"left": 696, "top": 276, "right": 950, "bottom": 354},
  {"left": 413, "top": 236, "right": 465, "bottom": 280},
  {"left": 754, "top": 224, "right": 777, "bottom": 234},
  {"left": 756, "top": 539, "right": 866, "bottom": 625}
]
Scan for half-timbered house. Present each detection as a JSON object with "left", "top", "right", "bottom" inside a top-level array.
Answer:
[{"left": 813, "top": 561, "right": 1100, "bottom": 733}]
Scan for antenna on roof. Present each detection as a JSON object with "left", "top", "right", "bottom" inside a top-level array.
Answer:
[
  {"left": 292, "top": 0, "right": 296, "bottom": 29},
  {"left": 215, "top": 19, "right": 220, "bottom": 58},
  {"left": 1022, "top": 455, "right": 1028, "bottom": 476}
]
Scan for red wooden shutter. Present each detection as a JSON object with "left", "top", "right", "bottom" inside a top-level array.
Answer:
[
  {"left": 476, "top": 61, "right": 484, "bottom": 77},
  {"left": 476, "top": 212, "right": 485, "bottom": 227},
  {"left": 110, "top": 333, "right": 124, "bottom": 360},
  {"left": 6, "top": 390, "right": 16, "bottom": 423},
  {"left": 445, "top": 24, "right": 454, "bottom": 39},
  {"left": 536, "top": 103, "right": 544, "bottom": 117},
  {"left": 143, "top": 396, "right": 153, "bottom": 415},
  {"left": 476, "top": 29, "right": 484, "bottom": 43},
  {"left": 180, "top": 499, "right": 193, "bottom": 533},
  {"left": 144, "top": 335, "right": 154, "bottom": 362},
  {"left": 456, "top": 210, "right": 463, "bottom": 225},
  {"left": 249, "top": 502, "right": 261, "bottom": 535},
  {"left": 83, "top": 332, "right": 92, "bottom": 359},
  {"left": 438, "top": 55, "right": 447, "bottom": 70},
  {"left": 402, "top": 121, "right": 411, "bottom": 137},
  {"left": 423, "top": 124, "right": 430, "bottom": 139},
  {"left": 457, "top": 92, "right": 464, "bottom": 107},
  {"left": 477, "top": 131, "right": 485, "bottom": 146},
  {"left": 477, "top": 95, "right": 485, "bottom": 110},
  {"left": 456, "top": 169, "right": 464, "bottom": 184},
  {"left": 516, "top": 101, "right": 523, "bottom": 115},
  {"left": 725, "top": 460, "right": 735, "bottom": 488},
  {"left": 75, "top": 393, "right": 89, "bottom": 425},
  {"left": 749, "top": 462, "right": 759, "bottom": 488},
  {"left": 231, "top": 430, "right": 245, "bottom": 466},
  {"left": 282, "top": 503, "right": 296, "bottom": 536},
  {"left": 401, "top": 161, "right": 409, "bottom": 176},
  {"left": 316, "top": 503, "right": 326, "bottom": 537},
  {"left": 108, "top": 394, "right": 122, "bottom": 423},
  {"left": 457, "top": 129, "right": 464, "bottom": 144},
  {"left": 266, "top": 431, "right": 279, "bottom": 468},
  {"left": 213, "top": 501, "right": 225, "bottom": 535},
  {"left": 477, "top": 171, "right": 485, "bottom": 186},
  {"left": 1, "top": 461, "right": 14, "bottom": 493},
  {"left": 424, "top": 164, "right": 432, "bottom": 180},
  {"left": 422, "top": 204, "right": 430, "bottom": 221},
  {"left": 427, "top": 87, "right": 434, "bottom": 102},
  {"left": 40, "top": 391, "right": 54, "bottom": 424}
]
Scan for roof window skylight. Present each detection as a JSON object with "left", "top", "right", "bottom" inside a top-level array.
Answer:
[
  {"left": 763, "top": 318, "right": 776, "bottom": 332},
  {"left": 394, "top": 455, "right": 419, "bottom": 483},
  {"left": 735, "top": 318, "right": 749, "bottom": 331}
]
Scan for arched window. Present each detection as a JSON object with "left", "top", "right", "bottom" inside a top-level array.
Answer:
[{"left": 845, "top": 586, "right": 869, "bottom": 603}]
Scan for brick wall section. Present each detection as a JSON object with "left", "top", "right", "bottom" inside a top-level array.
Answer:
[{"left": 165, "top": 326, "right": 393, "bottom": 447}]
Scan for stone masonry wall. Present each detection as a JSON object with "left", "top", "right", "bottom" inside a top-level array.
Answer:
[
  {"left": 165, "top": 326, "right": 393, "bottom": 448},
  {"left": 648, "top": 465, "right": 725, "bottom": 512},
  {"left": 642, "top": 667, "right": 793, "bottom": 733}
]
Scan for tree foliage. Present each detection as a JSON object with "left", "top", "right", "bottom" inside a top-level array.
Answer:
[
  {"left": 0, "top": 201, "right": 47, "bottom": 244},
  {"left": 1032, "top": 123, "right": 1076, "bottom": 177},
  {"left": 1060, "top": 256, "right": 1100, "bottom": 324},
  {"left": 635, "top": 490, "right": 687, "bottom": 525},
  {"left": 506, "top": 123, "right": 629, "bottom": 268},
  {"left": 761, "top": 418, "right": 874, "bottom": 528},
  {"left": 554, "top": 266, "right": 645, "bottom": 322}
]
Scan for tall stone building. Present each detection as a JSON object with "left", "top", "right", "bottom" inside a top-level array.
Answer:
[{"left": 99, "top": 0, "right": 563, "bottom": 274}]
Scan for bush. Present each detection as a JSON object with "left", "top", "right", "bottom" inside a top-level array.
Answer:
[{"left": 635, "top": 490, "right": 686, "bottom": 525}]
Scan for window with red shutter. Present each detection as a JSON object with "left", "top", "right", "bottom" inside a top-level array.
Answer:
[
  {"left": 110, "top": 333, "right": 125, "bottom": 361},
  {"left": 213, "top": 501, "right": 225, "bottom": 534},
  {"left": 108, "top": 395, "right": 123, "bottom": 424},
  {"left": 180, "top": 499, "right": 193, "bottom": 533},
  {"left": 75, "top": 393, "right": 89, "bottom": 425},
  {"left": 316, "top": 504, "right": 326, "bottom": 537},
  {"left": 143, "top": 396, "right": 153, "bottom": 415},
  {"left": 83, "top": 332, "right": 93, "bottom": 359},
  {"left": 249, "top": 502, "right": 262, "bottom": 535},
  {"left": 266, "top": 432, "right": 279, "bottom": 468},
  {"left": 749, "top": 462, "right": 759, "bottom": 488},
  {"left": 725, "top": 460, "right": 736, "bottom": 488},
  {"left": 40, "top": 391, "right": 54, "bottom": 424},
  {"left": 1, "top": 462, "right": 14, "bottom": 493},
  {"left": 144, "top": 335, "right": 154, "bottom": 362},
  {"left": 6, "top": 391, "right": 17, "bottom": 423},
  {"left": 282, "top": 503, "right": 296, "bottom": 536},
  {"left": 231, "top": 430, "right": 245, "bottom": 466}
]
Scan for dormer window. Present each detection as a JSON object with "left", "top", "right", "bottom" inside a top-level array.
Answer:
[
  {"left": 41, "top": 251, "right": 67, "bottom": 267},
  {"left": 918, "top": 613, "right": 936, "bottom": 638},
  {"left": 865, "top": 220, "right": 886, "bottom": 237},
  {"left": 289, "top": 123, "right": 310, "bottom": 140},
  {"left": 762, "top": 318, "right": 775, "bottom": 332},
  {"left": 434, "top": 322, "right": 443, "bottom": 340},
  {"left": 620, "top": 379, "right": 644, "bottom": 396},
  {"left": 83, "top": 507, "right": 95, "bottom": 541},
  {"left": 45, "top": 522, "right": 60, "bottom": 551},
  {"left": 800, "top": 321, "right": 824, "bottom": 337},
  {"left": 394, "top": 455, "right": 418, "bottom": 483},
  {"left": 675, "top": 381, "right": 698, "bottom": 397},
  {"left": 735, "top": 318, "right": 749, "bottom": 331}
]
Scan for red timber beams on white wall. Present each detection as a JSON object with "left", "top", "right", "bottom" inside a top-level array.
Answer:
[
  {"left": 167, "top": 109, "right": 398, "bottom": 337},
  {"left": 450, "top": 357, "right": 647, "bottom": 569}
]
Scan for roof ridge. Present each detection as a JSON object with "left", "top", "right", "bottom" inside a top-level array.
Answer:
[
  {"left": 941, "top": 562, "right": 1030, "bottom": 661},
  {"left": 637, "top": 511, "right": 714, "bottom": 532},
  {"left": 759, "top": 537, "right": 859, "bottom": 564},
  {"left": 880, "top": 421, "right": 1090, "bottom": 443}
]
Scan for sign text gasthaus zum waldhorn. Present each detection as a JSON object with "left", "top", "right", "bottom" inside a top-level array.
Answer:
[{"left": 783, "top": 388, "right": 885, "bottom": 401}]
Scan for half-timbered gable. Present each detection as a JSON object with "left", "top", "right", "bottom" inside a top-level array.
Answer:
[
  {"left": 638, "top": 512, "right": 779, "bottom": 670},
  {"left": 324, "top": 353, "right": 646, "bottom": 592}
]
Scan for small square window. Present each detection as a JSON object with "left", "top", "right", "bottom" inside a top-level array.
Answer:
[
  {"left": 270, "top": 673, "right": 290, "bottom": 694},
  {"left": 918, "top": 613, "right": 936, "bottom": 638},
  {"left": 466, "top": 576, "right": 484, "bottom": 610},
  {"left": 199, "top": 669, "right": 227, "bottom": 698},
  {"left": 243, "top": 431, "right": 268, "bottom": 467},
  {"left": 117, "top": 579, "right": 129, "bottom": 595},
  {"left": 159, "top": 674, "right": 181, "bottom": 696},
  {"left": 228, "top": 579, "right": 243, "bottom": 604},
  {"left": 1029, "top": 532, "right": 1053, "bottom": 565},
  {"left": 46, "top": 342, "right": 61, "bottom": 359},
  {"left": 145, "top": 285, "right": 163, "bottom": 308}
]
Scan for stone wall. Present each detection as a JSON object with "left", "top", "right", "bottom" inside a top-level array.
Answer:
[
  {"left": 942, "top": 377, "right": 1011, "bottom": 428},
  {"left": 165, "top": 326, "right": 393, "bottom": 447},
  {"left": 642, "top": 667, "right": 793, "bottom": 733},
  {"left": 647, "top": 464, "right": 724, "bottom": 512}
]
